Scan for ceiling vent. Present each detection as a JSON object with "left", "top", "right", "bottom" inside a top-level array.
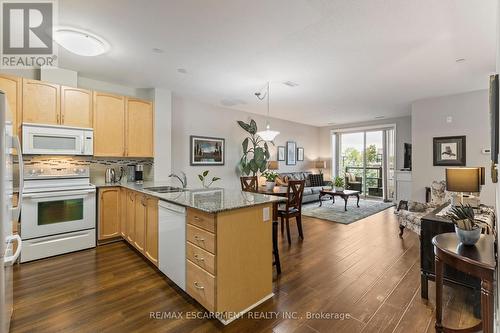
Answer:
[{"left": 283, "top": 81, "right": 299, "bottom": 87}]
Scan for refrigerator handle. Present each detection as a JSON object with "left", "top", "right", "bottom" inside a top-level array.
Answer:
[
  {"left": 4, "top": 234, "right": 22, "bottom": 266},
  {"left": 12, "top": 135, "right": 23, "bottom": 223}
]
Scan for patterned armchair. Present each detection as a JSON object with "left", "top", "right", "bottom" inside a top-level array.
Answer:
[{"left": 397, "top": 181, "right": 448, "bottom": 236}]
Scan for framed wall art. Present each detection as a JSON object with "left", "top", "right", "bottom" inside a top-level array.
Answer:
[
  {"left": 190, "top": 136, "right": 225, "bottom": 166},
  {"left": 433, "top": 136, "right": 466, "bottom": 166}
]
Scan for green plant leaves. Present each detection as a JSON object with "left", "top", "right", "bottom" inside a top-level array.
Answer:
[
  {"left": 237, "top": 120, "right": 251, "bottom": 133},
  {"left": 198, "top": 174, "right": 204, "bottom": 181},
  {"left": 242, "top": 137, "right": 249, "bottom": 154},
  {"left": 202, "top": 170, "right": 209, "bottom": 177},
  {"left": 212, "top": 177, "right": 220, "bottom": 181},
  {"left": 249, "top": 119, "right": 257, "bottom": 134}
]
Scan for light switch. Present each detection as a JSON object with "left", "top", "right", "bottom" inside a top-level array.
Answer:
[{"left": 263, "top": 207, "right": 270, "bottom": 222}]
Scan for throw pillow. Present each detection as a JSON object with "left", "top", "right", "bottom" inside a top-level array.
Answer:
[
  {"left": 408, "top": 201, "right": 428, "bottom": 213},
  {"left": 308, "top": 174, "right": 324, "bottom": 187},
  {"left": 430, "top": 180, "right": 447, "bottom": 205},
  {"left": 346, "top": 172, "right": 356, "bottom": 183}
]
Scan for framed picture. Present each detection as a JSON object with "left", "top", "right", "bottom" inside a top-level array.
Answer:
[
  {"left": 286, "top": 141, "right": 297, "bottom": 165},
  {"left": 190, "top": 136, "right": 225, "bottom": 166},
  {"left": 297, "top": 147, "right": 304, "bottom": 161},
  {"left": 433, "top": 136, "right": 466, "bottom": 166},
  {"left": 277, "top": 146, "right": 285, "bottom": 161}
]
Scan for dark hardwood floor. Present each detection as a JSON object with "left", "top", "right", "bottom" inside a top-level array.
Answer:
[{"left": 10, "top": 207, "right": 478, "bottom": 333}]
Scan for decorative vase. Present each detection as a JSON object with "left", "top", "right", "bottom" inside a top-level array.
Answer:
[
  {"left": 265, "top": 181, "right": 275, "bottom": 191},
  {"left": 454, "top": 225, "right": 481, "bottom": 246},
  {"left": 335, "top": 186, "right": 344, "bottom": 192}
]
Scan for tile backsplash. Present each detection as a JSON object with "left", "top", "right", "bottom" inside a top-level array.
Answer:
[{"left": 21, "top": 156, "right": 154, "bottom": 183}]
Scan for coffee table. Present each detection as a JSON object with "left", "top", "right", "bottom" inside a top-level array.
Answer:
[{"left": 319, "top": 189, "right": 360, "bottom": 211}]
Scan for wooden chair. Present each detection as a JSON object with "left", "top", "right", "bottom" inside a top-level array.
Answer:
[
  {"left": 278, "top": 180, "right": 305, "bottom": 244},
  {"left": 240, "top": 176, "right": 258, "bottom": 192},
  {"left": 240, "top": 176, "right": 281, "bottom": 274}
]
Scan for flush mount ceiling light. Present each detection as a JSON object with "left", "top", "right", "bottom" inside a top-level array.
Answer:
[
  {"left": 374, "top": 115, "right": 385, "bottom": 119},
  {"left": 283, "top": 81, "right": 299, "bottom": 87},
  {"left": 455, "top": 58, "right": 466, "bottom": 63},
  {"left": 53, "top": 27, "right": 110, "bottom": 56},
  {"left": 255, "top": 82, "right": 280, "bottom": 141}
]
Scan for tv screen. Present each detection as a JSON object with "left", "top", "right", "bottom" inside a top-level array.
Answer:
[{"left": 404, "top": 143, "right": 412, "bottom": 170}]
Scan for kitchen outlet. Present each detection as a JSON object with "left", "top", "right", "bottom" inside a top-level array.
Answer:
[
  {"left": 481, "top": 148, "right": 491, "bottom": 155},
  {"left": 263, "top": 207, "right": 270, "bottom": 222}
]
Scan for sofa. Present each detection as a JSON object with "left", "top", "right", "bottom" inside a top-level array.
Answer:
[{"left": 278, "top": 171, "right": 332, "bottom": 203}]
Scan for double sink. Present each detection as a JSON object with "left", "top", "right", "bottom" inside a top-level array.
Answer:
[{"left": 144, "top": 186, "right": 186, "bottom": 193}]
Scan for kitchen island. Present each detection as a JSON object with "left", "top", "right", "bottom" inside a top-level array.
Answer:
[{"left": 94, "top": 181, "right": 285, "bottom": 324}]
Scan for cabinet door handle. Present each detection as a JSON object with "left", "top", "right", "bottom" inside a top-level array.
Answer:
[
  {"left": 193, "top": 216, "right": 201, "bottom": 221},
  {"left": 194, "top": 282, "right": 204, "bottom": 290},
  {"left": 56, "top": 114, "right": 60, "bottom": 124},
  {"left": 194, "top": 254, "right": 205, "bottom": 261},
  {"left": 194, "top": 235, "right": 205, "bottom": 242},
  {"left": 61, "top": 113, "right": 65, "bottom": 124}
]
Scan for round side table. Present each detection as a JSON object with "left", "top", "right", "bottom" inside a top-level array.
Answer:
[{"left": 432, "top": 233, "right": 496, "bottom": 333}]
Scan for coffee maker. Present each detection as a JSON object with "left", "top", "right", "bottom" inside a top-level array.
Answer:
[{"left": 135, "top": 164, "right": 144, "bottom": 183}]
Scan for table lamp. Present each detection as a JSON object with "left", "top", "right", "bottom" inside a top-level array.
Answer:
[
  {"left": 267, "top": 161, "right": 279, "bottom": 170},
  {"left": 445, "top": 167, "right": 485, "bottom": 207},
  {"left": 314, "top": 160, "right": 327, "bottom": 174}
]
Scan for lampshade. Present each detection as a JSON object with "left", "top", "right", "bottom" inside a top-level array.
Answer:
[
  {"left": 314, "top": 160, "right": 326, "bottom": 169},
  {"left": 445, "top": 168, "right": 482, "bottom": 193},
  {"left": 268, "top": 161, "right": 279, "bottom": 170}
]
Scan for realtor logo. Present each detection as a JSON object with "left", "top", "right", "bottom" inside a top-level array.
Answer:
[{"left": 1, "top": 0, "right": 57, "bottom": 68}]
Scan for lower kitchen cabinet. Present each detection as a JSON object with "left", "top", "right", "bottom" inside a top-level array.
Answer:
[
  {"left": 134, "top": 192, "right": 146, "bottom": 252},
  {"left": 145, "top": 196, "right": 159, "bottom": 265},
  {"left": 100, "top": 187, "right": 158, "bottom": 267},
  {"left": 97, "top": 187, "right": 121, "bottom": 240}
]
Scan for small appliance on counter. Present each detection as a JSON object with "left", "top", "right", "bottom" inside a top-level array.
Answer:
[
  {"left": 127, "top": 165, "right": 136, "bottom": 182},
  {"left": 135, "top": 164, "right": 144, "bottom": 183},
  {"left": 105, "top": 168, "right": 115, "bottom": 183}
]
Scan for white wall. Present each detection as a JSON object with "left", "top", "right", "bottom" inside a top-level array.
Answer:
[
  {"left": 318, "top": 116, "right": 412, "bottom": 179},
  {"left": 411, "top": 90, "right": 494, "bottom": 206},
  {"left": 153, "top": 88, "right": 172, "bottom": 181},
  {"left": 171, "top": 95, "right": 320, "bottom": 189}
]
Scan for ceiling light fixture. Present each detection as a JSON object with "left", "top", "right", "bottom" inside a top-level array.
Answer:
[
  {"left": 152, "top": 47, "right": 164, "bottom": 54},
  {"left": 53, "top": 26, "right": 110, "bottom": 56},
  {"left": 177, "top": 68, "right": 188, "bottom": 74},
  {"left": 255, "top": 82, "right": 280, "bottom": 141},
  {"left": 374, "top": 115, "right": 385, "bottom": 119},
  {"left": 455, "top": 58, "right": 466, "bottom": 63}
]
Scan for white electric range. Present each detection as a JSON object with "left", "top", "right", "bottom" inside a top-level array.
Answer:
[{"left": 20, "top": 165, "right": 96, "bottom": 262}]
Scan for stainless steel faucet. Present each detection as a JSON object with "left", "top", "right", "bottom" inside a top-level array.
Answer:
[{"left": 169, "top": 172, "right": 187, "bottom": 188}]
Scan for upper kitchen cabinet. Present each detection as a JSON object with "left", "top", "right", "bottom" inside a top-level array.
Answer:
[
  {"left": 22, "top": 78, "right": 60, "bottom": 125},
  {"left": 93, "top": 92, "right": 126, "bottom": 157},
  {"left": 126, "top": 98, "right": 154, "bottom": 157},
  {"left": 61, "top": 86, "right": 93, "bottom": 128},
  {"left": 0, "top": 75, "right": 22, "bottom": 137}
]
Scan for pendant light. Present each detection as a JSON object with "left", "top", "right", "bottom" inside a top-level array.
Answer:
[{"left": 256, "top": 82, "right": 280, "bottom": 141}]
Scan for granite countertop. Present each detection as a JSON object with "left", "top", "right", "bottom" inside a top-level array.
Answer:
[{"left": 92, "top": 180, "right": 286, "bottom": 213}]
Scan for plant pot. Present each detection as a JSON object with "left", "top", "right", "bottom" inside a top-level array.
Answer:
[
  {"left": 334, "top": 186, "right": 344, "bottom": 192},
  {"left": 454, "top": 225, "right": 481, "bottom": 246},
  {"left": 265, "top": 181, "right": 275, "bottom": 191}
]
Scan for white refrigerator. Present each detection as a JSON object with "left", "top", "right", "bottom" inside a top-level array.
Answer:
[{"left": 0, "top": 92, "right": 22, "bottom": 333}]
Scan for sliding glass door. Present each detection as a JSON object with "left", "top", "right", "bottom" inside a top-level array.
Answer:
[{"left": 333, "top": 127, "right": 395, "bottom": 202}]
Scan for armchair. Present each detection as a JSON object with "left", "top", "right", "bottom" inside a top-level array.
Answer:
[{"left": 345, "top": 172, "right": 362, "bottom": 193}]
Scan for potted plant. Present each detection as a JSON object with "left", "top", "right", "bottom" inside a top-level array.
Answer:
[
  {"left": 237, "top": 119, "right": 271, "bottom": 176},
  {"left": 262, "top": 170, "right": 278, "bottom": 190},
  {"left": 334, "top": 176, "right": 344, "bottom": 192},
  {"left": 198, "top": 170, "right": 221, "bottom": 189},
  {"left": 445, "top": 204, "right": 490, "bottom": 246}
]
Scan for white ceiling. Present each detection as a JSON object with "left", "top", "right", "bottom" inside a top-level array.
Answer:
[{"left": 58, "top": 0, "right": 497, "bottom": 127}]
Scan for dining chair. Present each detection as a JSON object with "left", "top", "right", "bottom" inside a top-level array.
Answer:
[
  {"left": 240, "top": 176, "right": 258, "bottom": 192},
  {"left": 278, "top": 180, "right": 305, "bottom": 244}
]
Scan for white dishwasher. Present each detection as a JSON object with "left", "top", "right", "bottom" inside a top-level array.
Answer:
[{"left": 158, "top": 201, "right": 186, "bottom": 291}]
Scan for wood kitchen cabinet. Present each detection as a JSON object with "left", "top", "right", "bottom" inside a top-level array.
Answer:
[
  {"left": 22, "top": 78, "right": 60, "bottom": 125},
  {"left": 125, "top": 189, "right": 136, "bottom": 243},
  {"left": 97, "top": 187, "right": 121, "bottom": 240},
  {"left": 93, "top": 92, "right": 126, "bottom": 157},
  {"left": 61, "top": 86, "right": 93, "bottom": 128},
  {"left": 0, "top": 74, "right": 22, "bottom": 137},
  {"left": 120, "top": 188, "right": 128, "bottom": 239},
  {"left": 126, "top": 98, "right": 154, "bottom": 157},
  {"left": 145, "top": 196, "right": 158, "bottom": 266},
  {"left": 133, "top": 193, "right": 146, "bottom": 252}
]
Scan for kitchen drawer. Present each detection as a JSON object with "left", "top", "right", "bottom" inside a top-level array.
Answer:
[
  {"left": 186, "top": 259, "right": 215, "bottom": 312},
  {"left": 187, "top": 208, "right": 215, "bottom": 233},
  {"left": 187, "top": 224, "right": 215, "bottom": 254},
  {"left": 186, "top": 242, "right": 215, "bottom": 275}
]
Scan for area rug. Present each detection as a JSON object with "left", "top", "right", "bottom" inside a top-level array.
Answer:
[{"left": 301, "top": 199, "right": 395, "bottom": 224}]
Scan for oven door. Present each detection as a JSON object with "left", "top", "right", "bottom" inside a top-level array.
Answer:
[{"left": 21, "top": 188, "right": 96, "bottom": 239}]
